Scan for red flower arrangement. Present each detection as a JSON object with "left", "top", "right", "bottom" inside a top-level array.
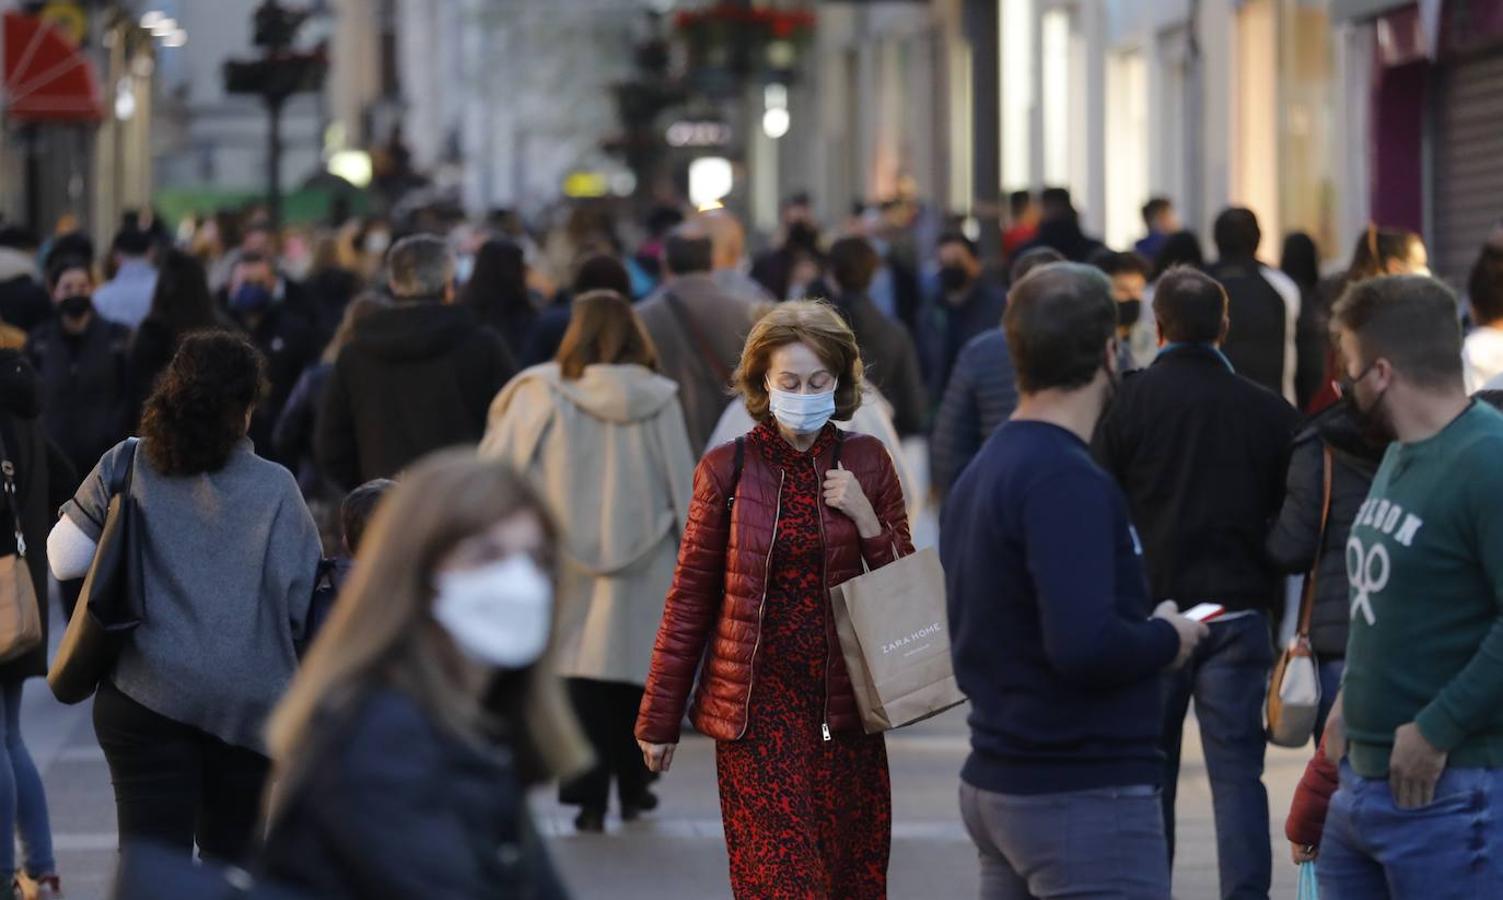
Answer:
[{"left": 674, "top": 4, "right": 816, "bottom": 41}]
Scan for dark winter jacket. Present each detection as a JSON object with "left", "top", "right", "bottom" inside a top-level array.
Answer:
[
  {"left": 1205, "top": 258, "right": 1304, "bottom": 403},
  {"left": 1093, "top": 344, "right": 1301, "bottom": 614},
  {"left": 26, "top": 316, "right": 133, "bottom": 481},
  {"left": 315, "top": 302, "right": 515, "bottom": 490},
  {"left": 260, "top": 687, "right": 567, "bottom": 900},
  {"left": 231, "top": 304, "right": 322, "bottom": 466},
  {"left": 636, "top": 274, "right": 761, "bottom": 452},
  {"left": 636, "top": 424, "right": 913, "bottom": 744},
  {"left": 521, "top": 301, "right": 570, "bottom": 368},
  {"left": 1267, "top": 400, "right": 1386, "bottom": 657},
  {"left": 832, "top": 291, "right": 927, "bottom": 436},
  {"left": 274, "top": 362, "right": 334, "bottom": 497},
  {"left": 1015, "top": 217, "right": 1106, "bottom": 263},
  {"left": 918, "top": 277, "right": 1007, "bottom": 404},
  {"left": 0, "top": 251, "right": 52, "bottom": 334},
  {"left": 930, "top": 328, "right": 1019, "bottom": 500},
  {"left": 304, "top": 267, "right": 362, "bottom": 339},
  {"left": 0, "top": 351, "right": 77, "bottom": 681}
]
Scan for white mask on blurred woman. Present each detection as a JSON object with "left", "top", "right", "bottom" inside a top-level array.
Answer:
[{"left": 433, "top": 555, "right": 553, "bottom": 669}]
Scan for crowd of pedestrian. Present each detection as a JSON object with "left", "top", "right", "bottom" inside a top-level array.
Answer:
[{"left": 0, "top": 185, "right": 1494, "bottom": 899}]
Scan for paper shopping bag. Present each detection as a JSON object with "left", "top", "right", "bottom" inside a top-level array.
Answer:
[{"left": 829, "top": 547, "right": 965, "bottom": 734}]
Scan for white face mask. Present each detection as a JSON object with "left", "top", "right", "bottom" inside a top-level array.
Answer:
[
  {"left": 363, "top": 231, "right": 392, "bottom": 255},
  {"left": 767, "top": 383, "right": 837, "bottom": 434},
  {"left": 432, "top": 554, "right": 553, "bottom": 669}
]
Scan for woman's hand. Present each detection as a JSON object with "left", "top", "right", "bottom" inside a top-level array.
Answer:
[
  {"left": 823, "top": 464, "right": 881, "bottom": 539},
  {"left": 1290, "top": 842, "right": 1318, "bottom": 864},
  {"left": 639, "top": 740, "right": 677, "bottom": 774}
]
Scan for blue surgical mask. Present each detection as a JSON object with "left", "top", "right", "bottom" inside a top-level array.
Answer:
[
  {"left": 230, "top": 283, "right": 273, "bottom": 314},
  {"left": 767, "top": 384, "right": 837, "bottom": 434}
]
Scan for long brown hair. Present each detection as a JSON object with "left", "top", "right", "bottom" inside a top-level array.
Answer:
[
  {"left": 1347, "top": 224, "right": 1423, "bottom": 284},
  {"left": 554, "top": 289, "right": 658, "bottom": 378},
  {"left": 265, "top": 452, "right": 591, "bottom": 815},
  {"left": 320, "top": 292, "right": 387, "bottom": 365}
]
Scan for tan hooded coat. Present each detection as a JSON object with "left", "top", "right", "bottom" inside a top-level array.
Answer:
[{"left": 480, "top": 362, "right": 695, "bottom": 685}]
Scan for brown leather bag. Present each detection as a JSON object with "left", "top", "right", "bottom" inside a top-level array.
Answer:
[
  {"left": 1267, "top": 446, "right": 1333, "bottom": 748},
  {"left": 0, "top": 429, "right": 41, "bottom": 663}
]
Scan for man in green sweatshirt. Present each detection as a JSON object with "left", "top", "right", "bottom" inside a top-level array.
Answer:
[{"left": 1321, "top": 274, "right": 1503, "bottom": 899}]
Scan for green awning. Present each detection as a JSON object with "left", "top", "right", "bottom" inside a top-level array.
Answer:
[
  {"left": 1331, "top": 0, "right": 1412, "bottom": 21},
  {"left": 152, "top": 185, "right": 370, "bottom": 228}
]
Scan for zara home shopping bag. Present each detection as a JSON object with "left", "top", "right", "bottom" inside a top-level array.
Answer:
[{"left": 830, "top": 547, "right": 964, "bottom": 734}]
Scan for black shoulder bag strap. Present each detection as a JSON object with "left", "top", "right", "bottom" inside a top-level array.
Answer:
[
  {"left": 0, "top": 425, "right": 25, "bottom": 558},
  {"left": 724, "top": 437, "right": 745, "bottom": 521},
  {"left": 116, "top": 438, "right": 139, "bottom": 501}
]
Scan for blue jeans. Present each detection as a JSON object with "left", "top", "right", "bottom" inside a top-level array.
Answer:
[
  {"left": 1319, "top": 761, "right": 1503, "bottom": 899},
  {"left": 0, "top": 680, "right": 55, "bottom": 880},
  {"left": 1161, "top": 611, "right": 1273, "bottom": 900},
  {"left": 1313, "top": 658, "right": 1345, "bottom": 745},
  {"left": 959, "top": 781, "right": 1170, "bottom": 899}
]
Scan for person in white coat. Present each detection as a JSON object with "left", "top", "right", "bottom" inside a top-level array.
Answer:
[{"left": 479, "top": 289, "right": 695, "bottom": 834}]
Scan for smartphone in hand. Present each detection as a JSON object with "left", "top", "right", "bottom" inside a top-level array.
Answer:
[{"left": 1182, "top": 602, "right": 1226, "bottom": 623}]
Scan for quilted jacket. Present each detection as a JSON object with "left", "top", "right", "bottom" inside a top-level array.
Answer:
[{"left": 635, "top": 426, "right": 913, "bottom": 743}]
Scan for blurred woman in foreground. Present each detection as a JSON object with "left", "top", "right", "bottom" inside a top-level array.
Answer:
[{"left": 260, "top": 453, "right": 590, "bottom": 899}]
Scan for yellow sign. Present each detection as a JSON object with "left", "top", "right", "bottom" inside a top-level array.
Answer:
[
  {"left": 563, "top": 172, "right": 610, "bottom": 199},
  {"left": 41, "top": 1, "right": 87, "bottom": 47}
]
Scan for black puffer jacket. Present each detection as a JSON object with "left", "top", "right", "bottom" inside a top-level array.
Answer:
[
  {"left": 260, "top": 687, "right": 566, "bottom": 900},
  {"left": 0, "top": 351, "right": 77, "bottom": 681},
  {"left": 1267, "top": 400, "right": 1386, "bottom": 658},
  {"left": 315, "top": 303, "right": 515, "bottom": 490},
  {"left": 26, "top": 316, "right": 133, "bottom": 480}
]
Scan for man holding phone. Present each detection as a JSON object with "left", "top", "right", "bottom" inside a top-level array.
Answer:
[
  {"left": 944, "top": 263, "right": 1206, "bottom": 898},
  {"left": 1318, "top": 275, "right": 1503, "bottom": 898}
]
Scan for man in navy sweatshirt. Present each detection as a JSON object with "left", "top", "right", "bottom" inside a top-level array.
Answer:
[{"left": 943, "top": 262, "right": 1207, "bottom": 898}]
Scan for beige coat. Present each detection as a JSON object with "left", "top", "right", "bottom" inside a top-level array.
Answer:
[{"left": 479, "top": 363, "right": 695, "bottom": 685}]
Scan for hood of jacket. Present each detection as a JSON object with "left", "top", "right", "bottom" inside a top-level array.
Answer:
[
  {"left": 352, "top": 302, "right": 479, "bottom": 362},
  {"left": 1307, "top": 397, "right": 1387, "bottom": 469},
  {"left": 522, "top": 362, "right": 680, "bottom": 425},
  {"left": 0, "top": 350, "right": 41, "bottom": 420},
  {"left": 0, "top": 248, "right": 37, "bottom": 284}
]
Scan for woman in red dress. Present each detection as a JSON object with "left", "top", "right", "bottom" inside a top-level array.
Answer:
[{"left": 635, "top": 301, "right": 914, "bottom": 899}]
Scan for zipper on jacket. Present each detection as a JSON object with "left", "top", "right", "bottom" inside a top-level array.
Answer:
[
  {"left": 812, "top": 458, "right": 833, "bottom": 743},
  {"left": 737, "top": 468, "right": 784, "bottom": 741}
]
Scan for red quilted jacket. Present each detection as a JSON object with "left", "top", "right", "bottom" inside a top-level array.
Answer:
[
  {"left": 634, "top": 427, "right": 914, "bottom": 744},
  {"left": 1286, "top": 736, "right": 1340, "bottom": 847}
]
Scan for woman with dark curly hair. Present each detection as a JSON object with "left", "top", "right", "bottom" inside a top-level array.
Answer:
[{"left": 46, "top": 331, "right": 322, "bottom": 866}]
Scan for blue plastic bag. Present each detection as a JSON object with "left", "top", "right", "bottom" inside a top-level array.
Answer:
[{"left": 1298, "top": 861, "right": 1320, "bottom": 900}]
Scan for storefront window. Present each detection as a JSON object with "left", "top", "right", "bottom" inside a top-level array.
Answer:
[
  {"left": 1000, "top": 0, "right": 1034, "bottom": 191},
  {"left": 1279, "top": 0, "right": 1337, "bottom": 264}
]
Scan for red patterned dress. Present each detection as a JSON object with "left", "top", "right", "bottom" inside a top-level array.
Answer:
[{"left": 715, "top": 421, "right": 891, "bottom": 899}]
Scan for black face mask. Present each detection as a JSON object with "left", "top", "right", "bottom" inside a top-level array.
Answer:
[
  {"left": 939, "top": 265, "right": 970, "bottom": 293},
  {"left": 58, "top": 294, "right": 92, "bottom": 320},
  {"left": 1341, "top": 363, "right": 1394, "bottom": 445},
  {"left": 1118, "top": 298, "right": 1143, "bottom": 327}
]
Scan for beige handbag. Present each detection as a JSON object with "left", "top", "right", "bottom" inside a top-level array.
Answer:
[
  {"left": 1267, "top": 447, "right": 1333, "bottom": 749},
  {"left": 0, "top": 434, "right": 42, "bottom": 664},
  {"left": 830, "top": 546, "right": 965, "bottom": 734}
]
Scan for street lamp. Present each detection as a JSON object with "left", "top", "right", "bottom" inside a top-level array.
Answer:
[{"left": 222, "top": 1, "right": 327, "bottom": 228}]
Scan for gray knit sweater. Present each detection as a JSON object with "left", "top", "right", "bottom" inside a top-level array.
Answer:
[{"left": 62, "top": 438, "right": 321, "bottom": 751}]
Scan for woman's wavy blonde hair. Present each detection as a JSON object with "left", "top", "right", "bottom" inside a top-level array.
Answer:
[{"left": 265, "top": 451, "right": 590, "bottom": 816}]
